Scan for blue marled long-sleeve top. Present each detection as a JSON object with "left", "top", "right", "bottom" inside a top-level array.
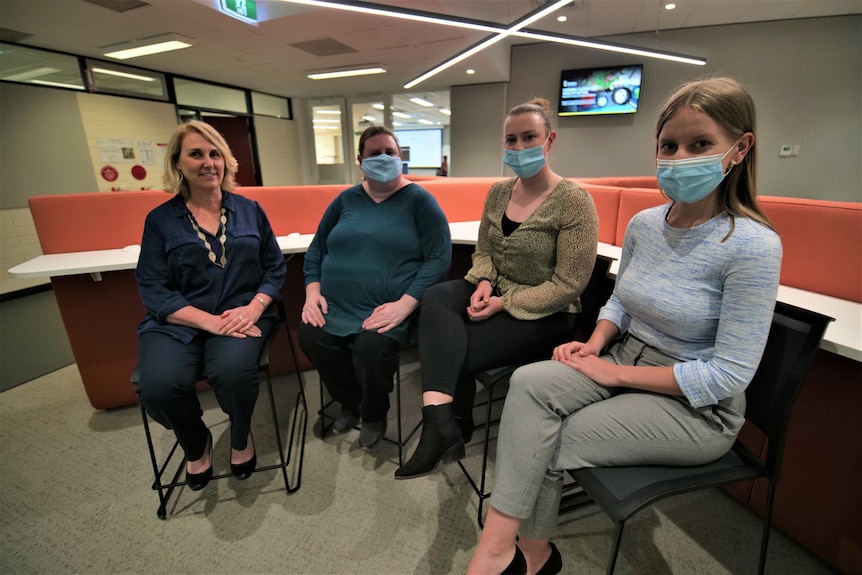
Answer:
[
  {"left": 303, "top": 182, "right": 451, "bottom": 343},
  {"left": 598, "top": 203, "right": 782, "bottom": 408}
]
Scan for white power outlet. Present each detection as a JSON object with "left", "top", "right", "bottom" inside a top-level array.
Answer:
[{"left": 779, "top": 145, "right": 792, "bottom": 157}]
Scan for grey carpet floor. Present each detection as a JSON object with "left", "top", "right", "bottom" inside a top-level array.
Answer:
[
  {"left": 0, "top": 352, "right": 837, "bottom": 575},
  {"left": 0, "top": 288, "right": 74, "bottom": 392}
]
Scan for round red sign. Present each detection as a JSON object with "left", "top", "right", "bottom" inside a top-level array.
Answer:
[
  {"left": 101, "top": 165, "right": 119, "bottom": 182},
  {"left": 131, "top": 165, "right": 147, "bottom": 180}
]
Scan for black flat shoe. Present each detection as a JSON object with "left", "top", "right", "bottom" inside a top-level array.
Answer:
[
  {"left": 231, "top": 434, "right": 256, "bottom": 480},
  {"left": 536, "top": 542, "right": 562, "bottom": 575},
  {"left": 502, "top": 546, "right": 527, "bottom": 575},
  {"left": 186, "top": 430, "right": 213, "bottom": 491}
]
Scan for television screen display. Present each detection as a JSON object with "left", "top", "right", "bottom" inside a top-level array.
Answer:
[
  {"left": 394, "top": 128, "right": 442, "bottom": 169},
  {"left": 558, "top": 64, "right": 643, "bottom": 117}
]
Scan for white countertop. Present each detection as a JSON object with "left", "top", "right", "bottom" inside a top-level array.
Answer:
[{"left": 9, "top": 220, "right": 859, "bottom": 361}]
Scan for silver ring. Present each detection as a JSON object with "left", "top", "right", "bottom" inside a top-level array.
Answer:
[{"left": 239, "top": 315, "right": 244, "bottom": 321}]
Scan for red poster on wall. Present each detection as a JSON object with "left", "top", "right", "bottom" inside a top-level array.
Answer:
[{"left": 101, "top": 165, "right": 119, "bottom": 182}]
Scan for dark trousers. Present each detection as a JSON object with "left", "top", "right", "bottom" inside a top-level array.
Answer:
[
  {"left": 298, "top": 323, "right": 401, "bottom": 422},
  {"left": 136, "top": 319, "right": 274, "bottom": 461},
  {"left": 418, "top": 279, "right": 578, "bottom": 417}
]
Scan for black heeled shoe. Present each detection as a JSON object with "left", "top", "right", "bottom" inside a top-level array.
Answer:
[
  {"left": 536, "top": 542, "right": 562, "bottom": 575},
  {"left": 502, "top": 546, "right": 527, "bottom": 575},
  {"left": 186, "top": 430, "right": 213, "bottom": 491},
  {"left": 394, "top": 404, "right": 465, "bottom": 479},
  {"left": 230, "top": 433, "right": 256, "bottom": 480},
  {"left": 454, "top": 413, "right": 474, "bottom": 443}
]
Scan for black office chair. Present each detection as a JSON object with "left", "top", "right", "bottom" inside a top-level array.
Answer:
[
  {"left": 317, "top": 344, "right": 423, "bottom": 467},
  {"left": 458, "top": 256, "right": 615, "bottom": 527},
  {"left": 562, "top": 301, "right": 833, "bottom": 575},
  {"left": 133, "top": 300, "right": 308, "bottom": 519}
]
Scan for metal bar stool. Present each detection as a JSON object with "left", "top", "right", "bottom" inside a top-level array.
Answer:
[{"left": 132, "top": 301, "right": 307, "bottom": 519}]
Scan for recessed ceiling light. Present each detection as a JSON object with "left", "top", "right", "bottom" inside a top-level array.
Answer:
[
  {"left": 316, "top": 110, "right": 342, "bottom": 115},
  {"left": 417, "top": 119, "right": 434, "bottom": 125},
  {"left": 466, "top": 69, "right": 476, "bottom": 75},
  {"left": 410, "top": 97, "right": 434, "bottom": 107},
  {"left": 103, "top": 33, "right": 194, "bottom": 59},
  {"left": 307, "top": 66, "right": 386, "bottom": 80},
  {"left": 439, "top": 108, "right": 451, "bottom": 116},
  {"left": 665, "top": 3, "right": 676, "bottom": 9},
  {"left": 392, "top": 111, "right": 411, "bottom": 119},
  {"left": 393, "top": 121, "right": 402, "bottom": 126},
  {"left": 557, "top": 15, "right": 567, "bottom": 22},
  {"left": 372, "top": 103, "right": 385, "bottom": 109}
]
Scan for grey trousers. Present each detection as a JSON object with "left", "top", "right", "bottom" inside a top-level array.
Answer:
[{"left": 489, "top": 334, "right": 746, "bottom": 539}]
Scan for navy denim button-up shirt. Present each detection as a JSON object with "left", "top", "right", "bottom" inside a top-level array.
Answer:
[{"left": 136, "top": 191, "right": 286, "bottom": 344}]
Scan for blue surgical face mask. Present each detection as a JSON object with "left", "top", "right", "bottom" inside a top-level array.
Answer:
[
  {"left": 361, "top": 154, "right": 402, "bottom": 183},
  {"left": 656, "top": 143, "right": 737, "bottom": 203},
  {"left": 503, "top": 138, "right": 548, "bottom": 179}
]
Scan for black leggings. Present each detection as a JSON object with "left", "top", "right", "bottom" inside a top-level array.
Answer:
[{"left": 418, "top": 279, "right": 578, "bottom": 417}]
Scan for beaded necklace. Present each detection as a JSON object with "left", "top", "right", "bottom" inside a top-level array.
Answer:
[{"left": 188, "top": 207, "right": 227, "bottom": 268}]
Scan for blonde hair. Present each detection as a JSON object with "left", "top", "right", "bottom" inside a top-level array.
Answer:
[
  {"left": 507, "top": 97, "right": 555, "bottom": 136},
  {"left": 657, "top": 77, "right": 774, "bottom": 237},
  {"left": 162, "top": 120, "right": 238, "bottom": 198}
]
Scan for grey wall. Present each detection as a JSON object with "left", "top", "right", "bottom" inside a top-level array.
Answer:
[
  {"left": 0, "top": 83, "right": 98, "bottom": 208},
  {"left": 450, "top": 82, "right": 508, "bottom": 177},
  {"left": 453, "top": 15, "right": 861, "bottom": 202}
]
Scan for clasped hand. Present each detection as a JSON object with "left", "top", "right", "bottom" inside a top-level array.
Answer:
[
  {"left": 552, "top": 340, "right": 620, "bottom": 387},
  {"left": 218, "top": 305, "right": 262, "bottom": 338},
  {"left": 467, "top": 283, "right": 502, "bottom": 321}
]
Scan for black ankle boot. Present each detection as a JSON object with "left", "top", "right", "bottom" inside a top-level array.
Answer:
[
  {"left": 454, "top": 413, "right": 474, "bottom": 443},
  {"left": 394, "top": 404, "right": 465, "bottom": 480}
]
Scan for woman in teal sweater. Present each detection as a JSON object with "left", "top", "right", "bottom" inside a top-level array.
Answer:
[{"left": 299, "top": 125, "right": 451, "bottom": 450}]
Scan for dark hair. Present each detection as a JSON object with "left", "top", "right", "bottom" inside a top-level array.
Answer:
[
  {"left": 657, "top": 77, "right": 774, "bottom": 237},
  {"left": 357, "top": 125, "right": 400, "bottom": 157},
  {"left": 507, "top": 97, "right": 554, "bottom": 136}
]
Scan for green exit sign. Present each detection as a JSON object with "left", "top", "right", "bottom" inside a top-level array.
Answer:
[{"left": 221, "top": 0, "right": 257, "bottom": 23}]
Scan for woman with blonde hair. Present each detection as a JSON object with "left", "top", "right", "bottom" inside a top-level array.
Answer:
[
  {"left": 467, "top": 77, "right": 782, "bottom": 574},
  {"left": 395, "top": 98, "right": 599, "bottom": 479},
  {"left": 135, "top": 120, "right": 285, "bottom": 491}
]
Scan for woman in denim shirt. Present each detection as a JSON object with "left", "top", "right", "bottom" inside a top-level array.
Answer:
[{"left": 135, "top": 121, "right": 285, "bottom": 491}]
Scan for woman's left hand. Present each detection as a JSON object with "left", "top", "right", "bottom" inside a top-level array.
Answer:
[
  {"left": 362, "top": 300, "right": 412, "bottom": 334},
  {"left": 220, "top": 305, "right": 262, "bottom": 338},
  {"left": 559, "top": 352, "right": 620, "bottom": 388},
  {"left": 466, "top": 296, "right": 502, "bottom": 321}
]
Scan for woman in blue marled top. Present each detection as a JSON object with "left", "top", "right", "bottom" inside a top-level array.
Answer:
[
  {"left": 136, "top": 121, "right": 286, "bottom": 491},
  {"left": 468, "top": 78, "right": 783, "bottom": 574},
  {"left": 299, "top": 125, "right": 451, "bottom": 450}
]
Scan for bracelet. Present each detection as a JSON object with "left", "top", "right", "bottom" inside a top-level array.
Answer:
[
  {"left": 254, "top": 296, "right": 267, "bottom": 308},
  {"left": 477, "top": 276, "right": 493, "bottom": 287}
]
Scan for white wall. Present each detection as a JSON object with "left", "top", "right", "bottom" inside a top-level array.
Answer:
[
  {"left": 0, "top": 84, "right": 304, "bottom": 295},
  {"left": 454, "top": 15, "right": 861, "bottom": 203}
]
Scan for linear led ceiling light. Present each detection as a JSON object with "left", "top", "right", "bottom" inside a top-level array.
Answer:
[
  {"left": 277, "top": 0, "right": 506, "bottom": 34},
  {"left": 103, "top": 33, "right": 194, "bottom": 60},
  {"left": 307, "top": 65, "right": 386, "bottom": 80},
  {"left": 277, "top": 0, "right": 706, "bottom": 89},
  {"left": 404, "top": 0, "right": 571, "bottom": 89},
  {"left": 515, "top": 29, "right": 706, "bottom": 66},
  {"left": 409, "top": 97, "right": 434, "bottom": 107}
]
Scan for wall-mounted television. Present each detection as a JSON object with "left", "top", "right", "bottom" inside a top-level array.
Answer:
[{"left": 558, "top": 64, "right": 643, "bottom": 117}]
